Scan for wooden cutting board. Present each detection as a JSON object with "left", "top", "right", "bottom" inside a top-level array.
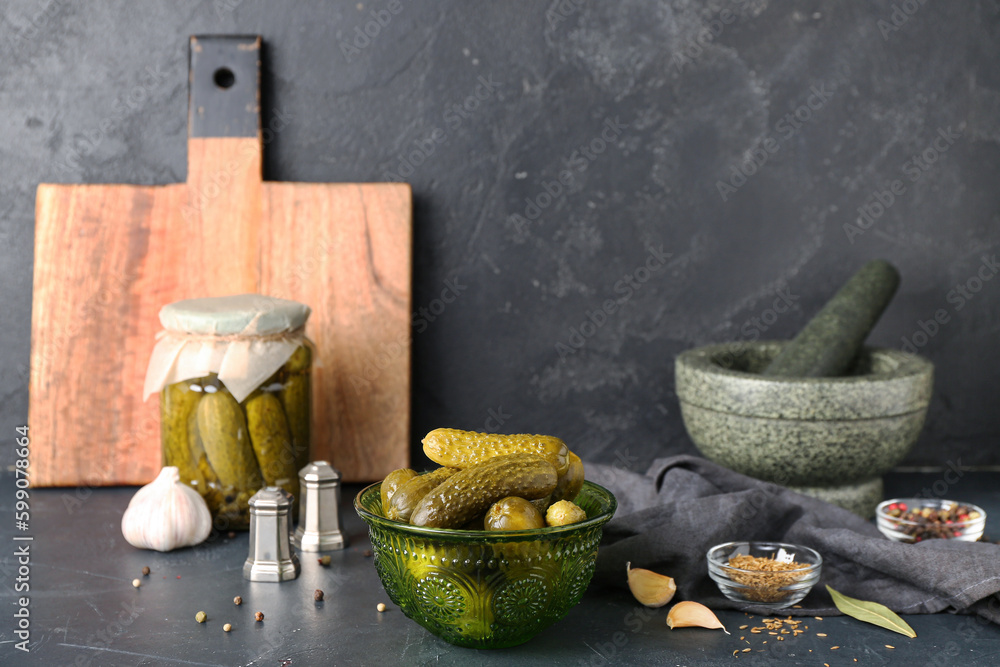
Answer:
[{"left": 30, "top": 36, "right": 411, "bottom": 486}]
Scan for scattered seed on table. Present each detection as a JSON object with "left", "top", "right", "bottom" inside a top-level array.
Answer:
[
  {"left": 234, "top": 596, "right": 243, "bottom": 606},
  {"left": 132, "top": 579, "right": 141, "bottom": 588},
  {"left": 742, "top": 648, "right": 751, "bottom": 653},
  {"left": 196, "top": 611, "right": 207, "bottom": 623},
  {"left": 223, "top": 623, "right": 232, "bottom": 632},
  {"left": 377, "top": 603, "right": 387, "bottom": 612},
  {"left": 739, "top": 625, "right": 748, "bottom": 629},
  {"left": 817, "top": 633, "right": 827, "bottom": 637},
  {"left": 733, "top": 650, "right": 738, "bottom": 657},
  {"left": 314, "top": 589, "right": 324, "bottom": 602},
  {"left": 815, "top": 616, "right": 823, "bottom": 621},
  {"left": 886, "top": 645, "right": 895, "bottom": 649},
  {"left": 318, "top": 555, "right": 331, "bottom": 566},
  {"left": 363, "top": 549, "right": 372, "bottom": 558},
  {"left": 831, "top": 646, "right": 839, "bottom": 650},
  {"left": 255, "top": 611, "right": 264, "bottom": 622},
  {"left": 142, "top": 566, "right": 150, "bottom": 576}
]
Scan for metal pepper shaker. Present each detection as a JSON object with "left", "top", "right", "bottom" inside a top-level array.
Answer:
[
  {"left": 293, "top": 461, "right": 347, "bottom": 552},
  {"left": 243, "top": 486, "right": 300, "bottom": 582}
]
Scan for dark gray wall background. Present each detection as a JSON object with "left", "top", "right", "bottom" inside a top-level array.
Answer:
[{"left": 1, "top": 0, "right": 998, "bottom": 475}]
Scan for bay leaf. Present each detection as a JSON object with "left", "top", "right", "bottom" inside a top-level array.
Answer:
[{"left": 826, "top": 585, "right": 916, "bottom": 638}]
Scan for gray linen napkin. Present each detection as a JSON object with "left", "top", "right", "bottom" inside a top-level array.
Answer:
[{"left": 587, "top": 455, "right": 1000, "bottom": 623}]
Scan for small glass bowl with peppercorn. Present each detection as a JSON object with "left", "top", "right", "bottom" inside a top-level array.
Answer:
[
  {"left": 707, "top": 541, "right": 822, "bottom": 609},
  {"left": 876, "top": 498, "right": 986, "bottom": 543}
]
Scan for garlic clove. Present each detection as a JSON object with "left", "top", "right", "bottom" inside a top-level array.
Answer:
[
  {"left": 121, "top": 467, "right": 213, "bottom": 552},
  {"left": 666, "top": 601, "right": 730, "bottom": 634},
  {"left": 626, "top": 562, "right": 677, "bottom": 607}
]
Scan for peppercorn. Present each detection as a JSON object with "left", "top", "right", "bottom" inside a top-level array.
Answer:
[
  {"left": 131, "top": 578, "right": 141, "bottom": 589},
  {"left": 142, "top": 566, "right": 150, "bottom": 576},
  {"left": 196, "top": 611, "right": 207, "bottom": 623},
  {"left": 377, "top": 603, "right": 387, "bottom": 612},
  {"left": 884, "top": 501, "right": 981, "bottom": 541},
  {"left": 314, "top": 589, "right": 324, "bottom": 602},
  {"left": 255, "top": 611, "right": 264, "bottom": 622},
  {"left": 234, "top": 595, "right": 242, "bottom": 606},
  {"left": 223, "top": 623, "right": 232, "bottom": 632}
]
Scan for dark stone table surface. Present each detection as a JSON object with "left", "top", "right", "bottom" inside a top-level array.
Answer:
[{"left": 3, "top": 470, "right": 1000, "bottom": 666}]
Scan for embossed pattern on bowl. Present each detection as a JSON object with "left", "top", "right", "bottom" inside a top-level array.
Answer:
[{"left": 355, "top": 480, "right": 617, "bottom": 648}]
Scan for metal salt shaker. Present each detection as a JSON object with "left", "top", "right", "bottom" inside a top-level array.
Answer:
[
  {"left": 293, "top": 461, "right": 347, "bottom": 552},
  {"left": 243, "top": 486, "right": 300, "bottom": 582}
]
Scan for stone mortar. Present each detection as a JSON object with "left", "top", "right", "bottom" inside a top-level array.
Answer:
[{"left": 675, "top": 341, "right": 934, "bottom": 516}]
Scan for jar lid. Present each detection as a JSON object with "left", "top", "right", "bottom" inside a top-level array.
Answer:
[{"left": 159, "top": 294, "right": 310, "bottom": 336}]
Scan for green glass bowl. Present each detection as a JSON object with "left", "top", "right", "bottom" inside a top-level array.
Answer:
[{"left": 354, "top": 480, "right": 617, "bottom": 648}]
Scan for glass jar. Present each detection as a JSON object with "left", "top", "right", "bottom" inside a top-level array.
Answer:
[{"left": 144, "top": 295, "right": 312, "bottom": 530}]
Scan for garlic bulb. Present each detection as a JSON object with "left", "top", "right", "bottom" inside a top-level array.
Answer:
[{"left": 121, "top": 467, "right": 212, "bottom": 551}]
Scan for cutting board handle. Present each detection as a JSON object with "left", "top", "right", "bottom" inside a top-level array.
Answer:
[
  {"left": 184, "top": 34, "right": 263, "bottom": 291},
  {"left": 189, "top": 35, "right": 261, "bottom": 138}
]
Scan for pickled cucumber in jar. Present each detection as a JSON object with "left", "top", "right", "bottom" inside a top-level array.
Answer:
[{"left": 149, "top": 295, "right": 314, "bottom": 530}]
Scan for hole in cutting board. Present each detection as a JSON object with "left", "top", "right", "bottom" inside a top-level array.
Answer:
[{"left": 213, "top": 67, "right": 236, "bottom": 89}]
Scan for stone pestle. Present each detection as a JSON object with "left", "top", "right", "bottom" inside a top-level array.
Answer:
[{"left": 763, "top": 259, "right": 901, "bottom": 377}]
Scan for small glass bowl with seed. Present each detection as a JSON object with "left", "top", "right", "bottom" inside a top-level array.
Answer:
[
  {"left": 707, "top": 541, "right": 822, "bottom": 609},
  {"left": 876, "top": 498, "right": 986, "bottom": 543}
]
